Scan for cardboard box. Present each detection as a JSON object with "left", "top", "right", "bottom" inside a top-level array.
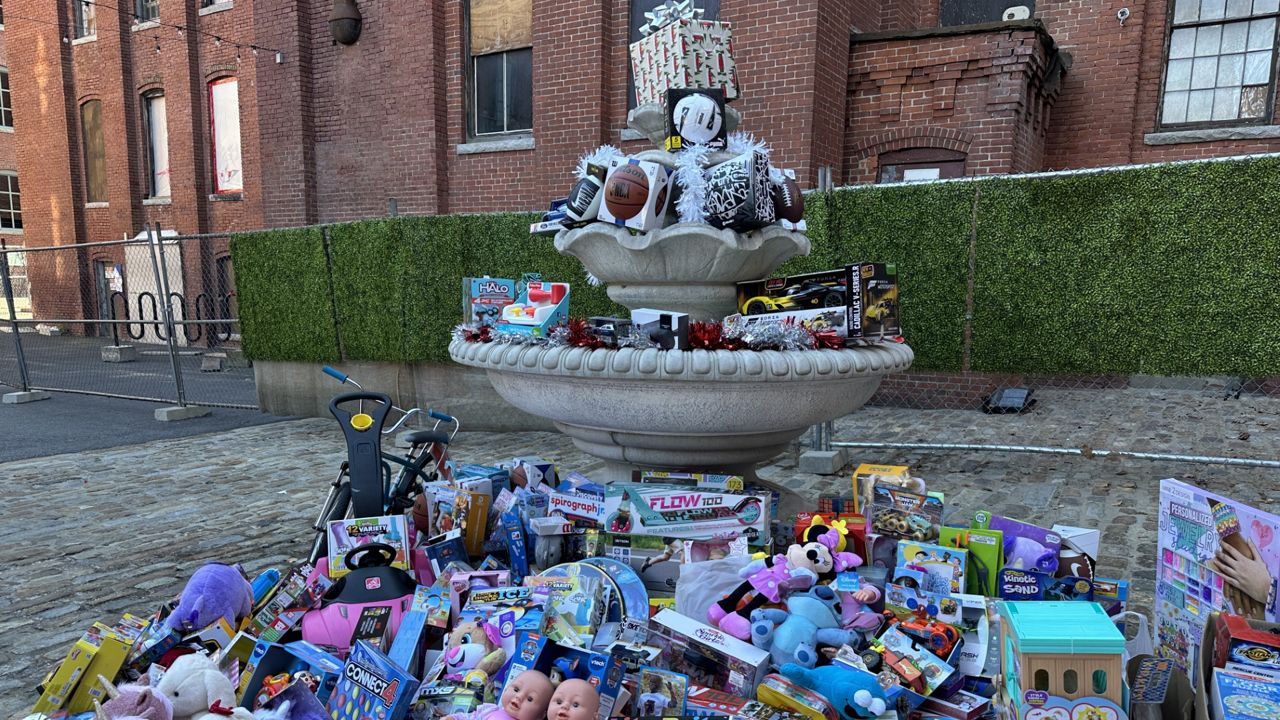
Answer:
[
  {"left": 238, "top": 638, "right": 345, "bottom": 708},
  {"left": 505, "top": 631, "right": 626, "bottom": 720},
  {"left": 1051, "top": 524, "right": 1101, "bottom": 562},
  {"left": 495, "top": 281, "right": 571, "bottom": 338},
  {"left": 629, "top": 19, "right": 739, "bottom": 106},
  {"left": 604, "top": 482, "right": 770, "bottom": 543},
  {"left": 328, "top": 640, "right": 421, "bottom": 720},
  {"left": 852, "top": 463, "right": 912, "bottom": 513},
  {"left": 868, "top": 485, "right": 942, "bottom": 542},
  {"left": 1216, "top": 613, "right": 1280, "bottom": 670},
  {"left": 351, "top": 606, "right": 394, "bottom": 654},
  {"left": 665, "top": 88, "right": 728, "bottom": 152},
  {"left": 845, "top": 262, "right": 900, "bottom": 340},
  {"left": 598, "top": 158, "right": 672, "bottom": 233},
  {"left": 67, "top": 616, "right": 147, "bottom": 712},
  {"left": 250, "top": 562, "right": 331, "bottom": 642},
  {"left": 33, "top": 628, "right": 101, "bottom": 713},
  {"left": 462, "top": 276, "right": 517, "bottom": 326},
  {"left": 647, "top": 609, "right": 770, "bottom": 696},
  {"left": 1211, "top": 668, "right": 1280, "bottom": 720}
]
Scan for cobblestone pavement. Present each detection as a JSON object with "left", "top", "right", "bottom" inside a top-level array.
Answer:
[{"left": 3, "top": 386, "right": 1278, "bottom": 717}]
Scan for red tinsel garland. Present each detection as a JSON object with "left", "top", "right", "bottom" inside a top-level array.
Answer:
[
  {"left": 463, "top": 325, "right": 492, "bottom": 343},
  {"left": 688, "top": 321, "right": 744, "bottom": 351},
  {"left": 564, "top": 317, "right": 608, "bottom": 349},
  {"left": 807, "top": 328, "right": 844, "bottom": 350}
]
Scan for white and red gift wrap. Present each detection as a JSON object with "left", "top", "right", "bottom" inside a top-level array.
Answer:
[{"left": 630, "top": 19, "right": 740, "bottom": 107}]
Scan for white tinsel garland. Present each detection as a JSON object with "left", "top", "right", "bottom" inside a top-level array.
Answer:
[
  {"left": 576, "top": 145, "right": 624, "bottom": 180},
  {"left": 726, "top": 131, "right": 770, "bottom": 158},
  {"left": 673, "top": 143, "right": 713, "bottom": 224}
]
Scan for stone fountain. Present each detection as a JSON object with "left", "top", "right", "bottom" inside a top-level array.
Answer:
[{"left": 449, "top": 104, "right": 914, "bottom": 489}]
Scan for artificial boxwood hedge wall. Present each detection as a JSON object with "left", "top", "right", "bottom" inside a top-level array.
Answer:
[{"left": 230, "top": 155, "right": 1280, "bottom": 376}]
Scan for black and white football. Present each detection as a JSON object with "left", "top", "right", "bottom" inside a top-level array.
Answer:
[{"left": 565, "top": 175, "right": 604, "bottom": 224}]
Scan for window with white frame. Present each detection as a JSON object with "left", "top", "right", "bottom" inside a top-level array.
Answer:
[
  {"left": 469, "top": 0, "right": 532, "bottom": 136},
  {"left": 143, "top": 92, "right": 170, "bottom": 197},
  {"left": 73, "top": 0, "right": 96, "bottom": 38},
  {"left": 0, "top": 173, "right": 22, "bottom": 231},
  {"left": 0, "top": 70, "right": 12, "bottom": 129},
  {"left": 208, "top": 78, "right": 243, "bottom": 193},
  {"left": 1162, "top": 0, "right": 1280, "bottom": 125}
]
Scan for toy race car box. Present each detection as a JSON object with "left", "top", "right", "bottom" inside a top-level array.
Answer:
[
  {"left": 604, "top": 482, "right": 770, "bottom": 543},
  {"left": 845, "top": 262, "right": 900, "bottom": 340},
  {"left": 883, "top": 586, "right": 991, "bottom": 678},
  {"left": 505, "top": 631, "right": 626, "bottom": 720},
  {"left": 463, "top": 276, "right": 518, "bottom": 326},
  {"left": 495, "top": 280, "right": 570, "bottom": 338},
  {"left": 736, "top": 267, "right": 849, "bottom": 319},
  {"left": 327, "top": 514, "right": 412, "bottom": 578},
  {"left": 868, "top": 485, "right": 943, "bottom": 543},
  {"left": 722, "top": 306, "right": 851, "bottom": 342},
  {"left": 648, "top": 608, "right": 770, "bottom": 697},
  {"left": 328, "top": 640, "right": 421, "bottom": 720}
]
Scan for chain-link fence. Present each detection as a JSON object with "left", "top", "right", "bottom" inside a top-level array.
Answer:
[{"left": 0, "top": 225, "right": 256, "bottom": 409}]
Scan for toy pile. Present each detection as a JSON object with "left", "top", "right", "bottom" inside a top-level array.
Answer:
[{"left": 30, "top": 458, "right": 1162, "bottom": 720}]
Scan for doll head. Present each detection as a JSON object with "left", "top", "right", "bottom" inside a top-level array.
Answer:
[
  {"left": 547, "top": 678, "right": 599, "bottom": 720},
  {"left": 499, "top": 670, "right": 553, "bottom": 720}
]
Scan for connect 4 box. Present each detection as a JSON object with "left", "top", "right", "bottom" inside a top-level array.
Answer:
[{"left": 328, "top": 640, "right": 421, "bottom": 720}]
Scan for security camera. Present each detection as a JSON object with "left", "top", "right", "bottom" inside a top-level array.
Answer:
[{"left": 1117, "top": 7, "right": 1131, "bottom": 24}]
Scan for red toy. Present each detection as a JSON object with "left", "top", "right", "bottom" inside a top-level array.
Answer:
[
  {"left": 1215, "top": 613, "right": 1280, "bottom": 669},
  {"left": 883, "top": 609, "right": 962, "bottom": 659}
]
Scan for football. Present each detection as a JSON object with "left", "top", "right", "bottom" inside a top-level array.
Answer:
[
  {"left": 565, "top": 175, "right": 604, "bottom": 224},
  {"left": 604, "top": 164, "right": 650, "bottom": 220},
  {"left": 772, "top": 175, "right": 805, "bottom": 223}
]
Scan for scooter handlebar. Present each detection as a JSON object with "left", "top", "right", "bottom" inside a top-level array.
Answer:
[{"left": 322, "top": 366, "right": 348, "bottom": 384}]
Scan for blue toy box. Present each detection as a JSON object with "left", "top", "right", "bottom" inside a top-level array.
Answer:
[
  {"left": 463, "top": 277, "right": 517, "bottom": 326},
  {"left": 505, "top": 631, "right": 625, "bottom": 720},
  {"left": 328, "top": 640, "right": 421, "bottom": 720},
  {"left": 237, "top": 639, "right": 344, "bottom": 708},
  {"left": 1213, "top": 669, "right": 1280, "bottom": 720}
]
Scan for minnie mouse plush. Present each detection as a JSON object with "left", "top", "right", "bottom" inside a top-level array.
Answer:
[{"left": 709, "top": 528, "right": 858, "bottom": 639}]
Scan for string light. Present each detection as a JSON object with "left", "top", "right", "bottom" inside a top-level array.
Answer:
[{"left": 155, "top": 35, "right": 162, "bottom": 54}]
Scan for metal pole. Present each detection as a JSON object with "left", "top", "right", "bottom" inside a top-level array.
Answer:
[
  {"left": 0, "top": 248, "right": 31, "bottom": 391},
  {"left": 147, "top": 224, "right": 189, "bottom": 406},
  {"left": 822, "top": 420, "right": 834, "bottom": 452},
  {"left": 828, "top": 440, "right": 1280, "bottom": 470}
]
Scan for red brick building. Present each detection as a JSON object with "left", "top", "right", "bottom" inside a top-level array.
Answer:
[
  {"left": 7, "top": 0, "right": 1280, "bottom": 309},
  {"left": 0, "top": 6, "right": 24, "bottom": 314}
]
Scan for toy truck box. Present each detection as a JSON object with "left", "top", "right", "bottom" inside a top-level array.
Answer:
[
  {"left": 238, "top": 638, "right": 345, "bottom": 708},
  {"left": 868, "top": 485, "right": 943, "bottom": 543},
  {"left": 495, "top": 281, "right": 570, "bottom": 338},
  {"left": 328, "top": 640, "right": 421, "bottom": 720},
  {"left": 463, "top": 276, "right": 518, "bottom": 326},
  {"left": 505, "top": 631, "right": 626, "bottom": 720},
  {"left": 647, "top": 608, "right": 770, "bottom": 697},
  {"left": 603, "top": 482, "right": 770, "bottom": 543},
  {"left": 845, "top": 262, "right": 900, "bottom": 340}
]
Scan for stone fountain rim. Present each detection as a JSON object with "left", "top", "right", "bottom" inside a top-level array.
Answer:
[
  {"left": 448, "top": 338, "right": 914, "bottom": 384},
  {"left": 554, "top": 221, "right": 810, "bottom": 256}
]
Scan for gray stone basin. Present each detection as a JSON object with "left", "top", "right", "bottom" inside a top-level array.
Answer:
[{"left": 448, "top": 339, "right": 914, "bottom": 484}]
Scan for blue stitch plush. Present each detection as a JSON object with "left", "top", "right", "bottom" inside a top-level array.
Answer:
[{"left": 750, "top": 585, "right": 861, "bottom": 668}]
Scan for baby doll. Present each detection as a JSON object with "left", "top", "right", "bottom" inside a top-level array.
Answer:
[
  {"left": 546, "top": 679, "right": 599, "bottom": 720},
  {"left": 443, "top": 670, "right": 553, "bottom": 720}
]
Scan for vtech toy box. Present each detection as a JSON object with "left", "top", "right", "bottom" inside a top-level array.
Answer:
[{"left": 328, "top": 640, "right": 421, "bottom": 720}]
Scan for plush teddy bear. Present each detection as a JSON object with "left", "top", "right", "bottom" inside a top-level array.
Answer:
[
  {"left": 779, "top": 663, "right": 888, "bottom": 720},
  {"left": 710, "top": 528, "right": 858, "bottom": 639},
  {"left": 165, "top": 563, "right": 254, "bottom": 633},
  {"left": 443, "top": 618, "right": 508, "bottom": 686},
  {"left": 750, "top": 585, "right": 861, "bottom": 668},
  {"left": 154, "top": 653, "right": 255, "bottom": 720}
]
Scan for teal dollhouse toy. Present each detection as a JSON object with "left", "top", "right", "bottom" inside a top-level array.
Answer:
[{"left": 999, "top": 602, "right": 1128, "bottom": 720}]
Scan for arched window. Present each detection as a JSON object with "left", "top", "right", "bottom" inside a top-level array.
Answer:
[
  {"left": 1063, "top": 669, "right": 1078, "bottom": 695},
  {"left": 1034, "top": 669, "right": 1049, "bottom": 691},
  {"left": 1092, "top": 670, "right": 1108, "bottom": 694},
  {"left": 877, "top": 148, "right": 967, "bottom": 184},
  {"left": 142, "top": 91, "right": 170, "bottom": 198}
]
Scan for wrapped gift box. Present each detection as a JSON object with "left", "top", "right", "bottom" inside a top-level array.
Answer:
[{"left": 630, "top": 19, "right": 739, "bottom": 107}]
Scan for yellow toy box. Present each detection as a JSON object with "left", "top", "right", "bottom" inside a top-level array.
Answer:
[
  {"left": 67, "top": 617, "right": 146, "bottom": 713},
  {"left": 853, "top": 463, "right": 912, "bottom": 513},
  {"left": 33, "top": 625, "right": 104, "bottom": 713}
]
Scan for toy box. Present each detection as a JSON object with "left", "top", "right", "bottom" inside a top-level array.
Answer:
[
  {"left": 647, "top": 608, "right": 770, "bottom": 696},
  {"left": 878, "top": 625, "right": 958, "bottom": 695},
  {"left": 921, "top": 688, "right": 992, "bottom": 720},
  {"left": 495, "top": 281, "right": 570, "bottom": 338},
  {"left": 868, "top": 485, "right": 942, "bottom": 542},
  {"left": 351, "top": 606, "right": 393, "bottom": 653},
  {"left": 412, "top": 683, "right": 481, "bottom": 719},
  {"left": 896, "top": 540, "right": 967, "bottom": 594},
  {"left": 722, "top": 306, "right": 851, "bottom": 343},
  {"left": 687, "top": 685, "right": 806, "bottom": 720},
  {"left": 463, "top": 276, "right": 517, "bottom": 326},
  {"left": 328, "top": 514, "right": 411, "bottom": 578},
  {"left": 33, "top": 625, "right": 103, "bottom": 713},
  {"left": 883, "top": 586, "right": 990, "bottom": 677},
  {"left": 1216, "top": 613, "right": 1280, "bottom": 670},
  {"left": 634, "top": 471, "right": 745, "bottom": 491},
  {"left": 974, "top": 511, "right": 1061, "bottom": 575},
  {"left": 328, "top": 640, "right": 421, "bottom": 720},
  {"left": 66, "top": 615, "right": 147, "bottom": 712},
  {"left": 845, "top": 262, "right": 900, "bottom": 340},
  {"left": 940, "top": 526, "right": 1003, "bottom": 597},
  {"left": 852, "top": 463, "right": 912, "bottom": 513},
  {"left": 505, "top": 631, "right": 626, "bottom": 720},
  {"left": 1194, "top": 613, "right": 1280, "bottom": 720},
  {"left": 632, "top": 308, "right": 690, "bottom": 350},
  {"left": 736, "top": 267, "right": 849, "bottom": 319},
  {"left": 604, "top": 482, "right": 770, "bottom": 543},
  {"left": 999, "top": 602, "right": 1128, "bottom": 720},
  {"left": 1128, "top": 656, "right": 1194, "bottom": 720},
  {"left": 238, "top": 639, "right": 345, "bottom": 708},
  {"left": 423, "top": 483, "right": 492, "bottom": 556},
  {"left": 597, "top": 157, "right": 672, "bottom": 233},
  {"left": 1211, "top": 669, "right": 1280, "bottom": 720},
  {"left": 250, "top": 562, "right": 332, "bottom": 642},
  {"left": 603, "top": 531, "right": 749, "bottom": 596},
  {"left": 548, "top": 488, "right": 608, "bottom": 524}
]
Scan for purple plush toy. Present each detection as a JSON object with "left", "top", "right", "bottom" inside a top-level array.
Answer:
[
  {"left": 93, "top": 675, "right": 173, "bottom": 720},
  {"left": 1004, "top": 536, "right": 1057, "bottom": 574},
  {"left": 165, "top": 562, "right": 254, "bottom": 632}
]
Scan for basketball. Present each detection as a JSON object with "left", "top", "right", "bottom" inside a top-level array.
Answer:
[
  {"left": 772, "top": 175, "right": 805, "bottom": 223},
  {"left": 412, "top": 494, "right": 431, "bottom": 536},
  {"left": 605, "top": 164, "right": 650, "bottom": 220}
]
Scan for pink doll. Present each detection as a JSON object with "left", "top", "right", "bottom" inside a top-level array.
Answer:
[
  {"left": 546, "top": 679, "right": 599, "bottom": 720},
  {"left": 444, "top": 670, "right": 554, "bottom": 720}
]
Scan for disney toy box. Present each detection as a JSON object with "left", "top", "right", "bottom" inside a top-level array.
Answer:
[
  {"left": 647, "top": 609, "right": 770, "bottom": 697},
  {"left": 495, "top": 280, "right": 570, "bottom": 338},
  {"left": 463, "top": 276, "right": 518, "bottom": 326},
  {"left": 603, "top": 482, "right": 771, "bottom": 543},
  {"left": 328, "top": 640, "right": 421, "bottom": 720}
]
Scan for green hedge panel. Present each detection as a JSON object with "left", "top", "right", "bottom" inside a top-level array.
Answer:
[
  {"left": 229, "top": 228, "right": 340, "bottom": 362},
  {"left": 971, "top": 157, "right": 1280, "bottom": 376}
]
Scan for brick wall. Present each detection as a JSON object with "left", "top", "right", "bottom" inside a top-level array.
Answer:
[{"left": 845, "top": 25, "right": 1060, "bottom": 183}]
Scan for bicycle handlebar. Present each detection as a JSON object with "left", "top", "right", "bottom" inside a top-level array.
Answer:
[{"left": 429, "top": 409, "right": 455, "bottom": 423}]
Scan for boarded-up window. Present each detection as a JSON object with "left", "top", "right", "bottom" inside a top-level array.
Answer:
[
  {"left": 80, "top": 100, "right": 107, "bottom": 203},
  {"left": 209, "top": 78, "right": 243, "bottom": 193},
  {"left": 470, "top": 0, "right": 532, "bottom": 56},
  {"left": 144, "top": 92, "right": 170, "bottom": 198}
]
